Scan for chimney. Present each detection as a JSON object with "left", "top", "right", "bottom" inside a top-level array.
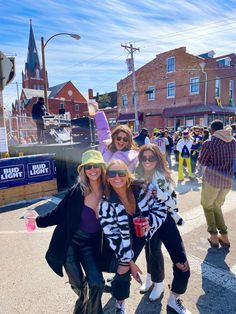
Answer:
[{"left": 88, "top": 89, "right": 93, "bottom": 100}]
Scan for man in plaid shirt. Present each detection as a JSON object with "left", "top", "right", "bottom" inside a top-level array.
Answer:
[{"left": 199, "top": 120, "right": 236, "bottom": 248}]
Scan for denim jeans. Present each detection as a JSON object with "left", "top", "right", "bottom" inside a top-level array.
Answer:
[
  {"left": 147, "top": 214, "right": 190, "bottom": 295},
  {"left": 65, "top": 230, "right": 104, "bottom": 314},
  {"left": 201, "top": 181, "right": 230, "bottom": 234}
]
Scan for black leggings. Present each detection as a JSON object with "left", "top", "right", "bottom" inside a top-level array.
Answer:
[
  {"left": 146, "top": 213, "right": 190, "bottom": 294},
  {"left": 111, "top": 230, "right": 146, "bottom": 301},
  {"left": 64, "top": 230, "right": 104, "bottom": 314}
]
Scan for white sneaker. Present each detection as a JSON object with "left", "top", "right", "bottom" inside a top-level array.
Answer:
[
  {"left": 167, "top": 292, "right": 192, "bottom": 314},
  {"left": 139, "top": 273, "right": 153, "bottom": 293},
  {"left": 149, "top": 281, "right": 165, "bottom": 301},
  {"left": 115, "top": 301, "right": 126, "bottom": 314}
]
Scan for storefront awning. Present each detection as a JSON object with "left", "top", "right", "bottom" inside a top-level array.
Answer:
[
  {"left": 163, "top": 104, "right": 236, "bottom": 118},
  {"left": 117, "top": 111, "right": 144, "bottom": 122}
]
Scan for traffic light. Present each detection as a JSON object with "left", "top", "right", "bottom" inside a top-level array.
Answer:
[
  {"left": 6, "top": 57, "right": 15, "bottom": 86},
  {"left": 0, "top": 52, "right": 15, "bottom": 90}
]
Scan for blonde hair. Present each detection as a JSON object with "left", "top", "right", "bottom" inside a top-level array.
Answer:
[
  {"left": 105, "top": 159, "right": 134, "bottom": 197},
  {"left": 108, "top": 125, "right": 138, "bottom": 152},
  {"left": 78, "top": 164, "right": 106, "bottom": 196},
  {"left": 138, "top": 144, "right": 174, "bottom": 184}
]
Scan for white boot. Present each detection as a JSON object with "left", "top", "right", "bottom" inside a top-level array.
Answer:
[
  {"left": 167, "top": 292, "right": 192, "bottom": 314},
  {"left": 149, "top": 281, "right": 165, "bottom": 301},
  {"left": 139, "top": 273, "right": 153, "bottom": 293}
]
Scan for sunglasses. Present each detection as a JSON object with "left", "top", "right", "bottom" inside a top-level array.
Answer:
[
  {"left": 141, "top": 156, "right": 157, "bottom": 163},
  {"left": 116, "top": 136, "right": 129, "bottom": 142},
  {"left": 84, "top": 164, "right": 103, "bottom": 171},
  {"left": 107, "top": 169, "right": 127, "bottom": 178}
]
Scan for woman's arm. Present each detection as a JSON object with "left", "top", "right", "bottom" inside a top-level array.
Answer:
[
  {"left": 94, "top": 111, "right": 112, "bottom": 155},
  {"left": 99, "top": 200, "right": 133, "bottom": 263}
]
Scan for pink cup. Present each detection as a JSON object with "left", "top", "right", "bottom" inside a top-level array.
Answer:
[
  {"left": 25, "top": 218, "right": 36, "bottom": 232},
  {"left": 133, "top": 217, "right": 149, "bottom": 237}
]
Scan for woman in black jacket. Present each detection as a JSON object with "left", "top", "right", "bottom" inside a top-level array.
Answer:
[{"left": 28, "top": 150, "right": 106, "bottom": 314}]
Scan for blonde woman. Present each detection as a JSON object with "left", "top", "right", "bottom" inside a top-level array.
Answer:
[{"left": 27, "top": 150, "right": 106, "bottom": 314}]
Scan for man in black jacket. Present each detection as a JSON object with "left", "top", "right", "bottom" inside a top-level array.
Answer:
[{"left": 32, "top": 97, "right": 45, "bottom": 143}]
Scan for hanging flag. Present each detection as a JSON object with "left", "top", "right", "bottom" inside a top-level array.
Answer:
[{"left": 215, "top": 97, "right": 223, "bottom": 108}]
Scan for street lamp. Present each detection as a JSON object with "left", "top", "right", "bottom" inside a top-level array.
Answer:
[
  {"left": 199, "top": 62, "right": 207, "bottom": 105},
  {"left": 41, "top": 32, "right": 81, "bottom": 112}
]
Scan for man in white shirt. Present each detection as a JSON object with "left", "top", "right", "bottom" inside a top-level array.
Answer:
[{"left": 153, "top": 131, "right": 169, "bottom": 155}]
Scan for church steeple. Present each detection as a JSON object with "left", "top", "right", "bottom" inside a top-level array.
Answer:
[
  {"left": 22, "top": 20, "right": 47, "bottom": 90},
  {"left": 26, "top": 19, "right": 40, "bottom": 73}
]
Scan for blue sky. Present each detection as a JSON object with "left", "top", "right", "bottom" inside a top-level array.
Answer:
[{"left": 1, "top": 0, "right": 236, "bottom": 111}]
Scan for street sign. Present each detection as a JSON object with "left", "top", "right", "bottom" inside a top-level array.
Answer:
[{"left": 0, "top": 51, "right": 15, "bottom": 91}]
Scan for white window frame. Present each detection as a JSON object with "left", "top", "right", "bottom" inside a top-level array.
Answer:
[
  {"left": 190, "top": 77, "right": 200, "bottom": 95},
  {"left": 229, "top": 80, "right": 234, "bottom": 99},
  {"left": 121, "top": 94, "right": 128, "bottom": 107},
  {"left": 167, "top": 57, "right": 175, "bottom": 73},
  {"left": 167, "top": 82, "right": 175, "bottom": 98},
  {"left": 147, "top": 86, "right": 155, "bottom": 100},
  {"left": 75, "top": 104, "right": 80, "bottom": 111},
  {"left": 215, "top": 79, "right": 221, "bottom": 98}
]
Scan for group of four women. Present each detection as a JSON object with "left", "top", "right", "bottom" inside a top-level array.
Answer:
[{"left": 29, "top": 111, "right": 191, "bottom": 314}]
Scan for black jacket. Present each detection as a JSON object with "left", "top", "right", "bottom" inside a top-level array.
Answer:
[
  {"left": 36, "top": 184, "right": 85, "bottom": 277},
  {"left": 32, "top": 101, "right": 45, "bottom": 121}
]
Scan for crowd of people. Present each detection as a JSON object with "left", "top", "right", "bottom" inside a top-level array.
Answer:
[{"left": 26, "top": 109, "right": 236, "bottom": 314}]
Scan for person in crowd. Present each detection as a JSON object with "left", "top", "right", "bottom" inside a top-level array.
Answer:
[
  {"left": 99, "top": 159, "right": 168, "bottom": 314},
  {"left": 202, "top": 128, "right": 210, "bottom": 142},
  {"left": 133, "top": 128, "right": 150, "bottom": 147},
  {"left": 153, "top": 130, "right": 169, "bottom": 156},
  {"left": 94, "top": 110, "right": 139, "bottom": 172},
  {"left": 165, "top": 129, "right": 174, "bottom": 169},
  {"left": 199, "top": 120, "right": 236, "bottom": 248},
  {"left": 136, "top": 144, "right": 191, "bottom": 314},
  {"left": 190, "top": 126, "right": 203, "bottom": 174},
  {"left": 173, "top": 131, "right": 182, "bottom": 162},
  {"left": 31, "top": 97, "right": 46, "bottom": 143},
  {"left": 176, "top": 130, "right": 194, "bottom": 181},
  {"left": 27, "top": 150, "right": 106, "bottom": 314}
]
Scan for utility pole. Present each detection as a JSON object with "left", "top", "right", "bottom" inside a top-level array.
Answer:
[{"left": 121, "top": 43, "right": 140, "bottom": 132}]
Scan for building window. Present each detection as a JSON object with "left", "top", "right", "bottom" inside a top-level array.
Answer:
[
  {"left": 229, "top": 80, "right": 234, "bottom": 102},
  {"left": 36, "top": 69, "right": 40, "bottom": 79},
  {"left": 167, "top": 57, "right": 175, "bottom": 73},
  {"left": 60, "top": 103, "right": 65, "bottom": 109},
  {"left": 215, "top": 79, "right": 221, "bottom": 97},
  {"left": 190, "top": 77, "right": 200, "bottom": 94},
  {"left": 75, "top": 104, "right": 80, "bottom": 111},
  {"left": 132, "top": 94, "right": 135, "bottom": 107},
  {"left": 121, "top": 94, "right": 128, "bottom": 107},
  {"left": 167, "top": 82, "right": 175, "bottom": 98},
  {"left": 147, "top": 86, "right": 155, "bottom": 100}
]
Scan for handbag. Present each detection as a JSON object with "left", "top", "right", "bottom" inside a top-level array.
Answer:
[{"left": 99, "top": 233, "right": 118, "bottom": 273}]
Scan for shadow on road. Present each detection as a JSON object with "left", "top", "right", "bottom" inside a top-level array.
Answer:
[{"left": 196, "top": 247, "right": 236, "bottom": 314}]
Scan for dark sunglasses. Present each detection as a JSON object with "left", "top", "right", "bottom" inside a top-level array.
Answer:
[
  {"left": 116, "top": 136, "right": 129, "bottom": 142},
  {"left": 141, "top": 156, "right": 157, "bottom": 163},
  {"left": 84, "top": 164, "right": 103, "bottom": 171},
  {"left": 107, "top": 169, "right": 127, "bottom": 178}
]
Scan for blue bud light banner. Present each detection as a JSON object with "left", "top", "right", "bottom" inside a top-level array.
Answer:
[{"left": 0, "top": 154, "right": 56, "bottom": 189}]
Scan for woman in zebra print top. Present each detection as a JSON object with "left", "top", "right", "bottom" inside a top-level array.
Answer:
[{"left": 99, "top": 159, "right": 173, "bottom": 314}]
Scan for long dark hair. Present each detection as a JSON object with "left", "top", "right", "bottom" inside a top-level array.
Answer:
[{"left": 137, "top": 144, "right": 173, "bottom": 184}]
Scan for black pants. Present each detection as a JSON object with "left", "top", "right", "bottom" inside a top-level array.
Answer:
[
  {"left": 65, "top": 230, "right": 104, "bottom": 314},
  {"left": 111, "top": 229, "right": 146, "bottom": 301},
  {"left": 36, "top": 120, "right": 44, "bottom": 142},
  {"left": 146, "top": 214, "right": 190, "bottom": 295}
]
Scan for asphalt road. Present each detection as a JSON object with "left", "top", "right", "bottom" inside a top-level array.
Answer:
[{"left": 0, "top": 166, "right": 236, "bottom": 314}]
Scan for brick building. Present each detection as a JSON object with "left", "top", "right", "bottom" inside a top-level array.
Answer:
[{"left": 117, "top": 47, "right": 236, "bottom": 131}]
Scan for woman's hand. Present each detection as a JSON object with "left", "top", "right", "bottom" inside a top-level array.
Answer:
[
  {"left": 25, "top": 209, "right": 39, "bottom": 220},
  {"left": 117, "top": 264, "right": 130, "bottom": 275},
  {"left": 175, "top": 261, "right": 189, "bottom": 272},
  {"left": 129, "top": 260, "right": 143, "bottom": 283}
]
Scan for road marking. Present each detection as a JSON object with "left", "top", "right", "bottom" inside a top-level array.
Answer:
[
  {"left": 188, "top": 254, "right": 236, "bottom": 293},
  {"left": 0, "top": 229, "right": 53, "bottom": 235}
]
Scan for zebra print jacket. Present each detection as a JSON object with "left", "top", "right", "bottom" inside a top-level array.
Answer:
[{"left": 99, "top": 181, "right": 176, "bottom": 264}]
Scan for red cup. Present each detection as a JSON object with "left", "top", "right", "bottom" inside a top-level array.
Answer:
[{"left": 133, "top": 217, "right": 149, "bottom": 237}]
